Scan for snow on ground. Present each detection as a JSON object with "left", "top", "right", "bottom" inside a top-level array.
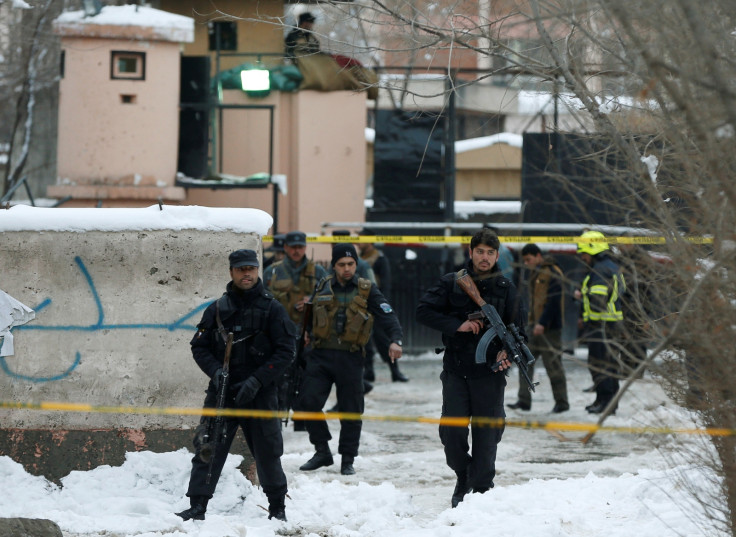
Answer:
[{"left": 0, "top": 353, "right": 725, "bottom": 537}]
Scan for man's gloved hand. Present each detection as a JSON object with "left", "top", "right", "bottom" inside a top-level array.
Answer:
[
  {"left": 211, "top": 368, "right": 224, "bottom": 390},
  {"left": 234, "top": 376, "right": 262, "bottom": 406}
]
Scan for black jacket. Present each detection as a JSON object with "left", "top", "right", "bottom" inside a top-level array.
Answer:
[
  {"left": 191, "top": 280, "right": 296, "bottom": 388},
  {"left": 416, "top": 263, "right": 527, "bottom": 377}
]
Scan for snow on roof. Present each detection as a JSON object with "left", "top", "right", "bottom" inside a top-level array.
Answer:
[
  {"left": 364, "top": 128, "right": 522, "bottom": 152},
  {"left": 0, "top": 205, "right": 272, "bottom": 234},
  {"left": 54, "top": 5, "right": 194, "bottom": 43},
  {"left": 455, "top": 133, "right": 523, "bottom": 152},
  {"left": 363, "top": 198, "right": 521, "bottom": 216},
  {"left": 455, "top": 200, "right": 521, "bottom": 216}
]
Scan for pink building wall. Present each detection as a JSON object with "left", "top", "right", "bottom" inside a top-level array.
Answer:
[
  {"left": 55, "top": 37, "right": 182, "bottom": 183},
  {"left": 48, "top": 7, "right": 367, "bottom": 241},
  {"left": 50, "top": 7, "right": 194, "bottom": 206},
  {"left": 184, "top": 89, "right": 367, "bottom": 245}
]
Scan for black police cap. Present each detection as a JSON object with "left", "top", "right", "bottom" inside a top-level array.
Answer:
[
  {"left": 267, "top": 233, "right": 286, "bottom": 253},
  {"left": 284, "top": 231, "right": 307, "bottom": 246},
  {"left": 229, "top": 249, "right": 259, "bottom": 268}
]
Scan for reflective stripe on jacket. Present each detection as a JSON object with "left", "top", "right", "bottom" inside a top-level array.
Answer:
[{"left": 581, "top": 254, "right": 624, "bottom": 322}]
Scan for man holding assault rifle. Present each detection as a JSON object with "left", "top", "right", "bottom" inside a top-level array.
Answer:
[
  {"left": 416, "top": 228, "right": 530, "bottom": 509},
  {"left": 175, "top": 249, "right": 295, "bottom": 522}
]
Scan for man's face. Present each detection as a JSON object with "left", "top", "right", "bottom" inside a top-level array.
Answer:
[
  {"left": 579, "top": 252, "right": 593, "bottom": 267},
  {"left": 284, "top": 243, "right": 306, "bottom": 263},
  {"left": 470, "top": 244, "right": 499, "bottom": 274},
  {"left": 230, "top": 265, "right": 258, "bottom": 291},
  {"left": 357, "top": 242, "right": 373, "bottom": 256},
  {"left": 334, "top": 257, "right": 356, "bottom": 284},
  {"left": 522, "top": 253, "right": 543, "bottom": 269}
]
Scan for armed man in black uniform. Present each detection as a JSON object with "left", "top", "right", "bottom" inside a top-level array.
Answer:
[
  {"left": 296, "top": 243, "right": 403, "bottom": 476},
  {"left": 416, "top": 228, "right": 522, "bottom": 508},
  {"left": 175, "top": 249, "right": 295, "bottom": 522}
]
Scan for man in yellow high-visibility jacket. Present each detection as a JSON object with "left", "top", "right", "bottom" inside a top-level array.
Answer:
[{"left": 574, "top": 231, "right": 625, "bottom": 414}]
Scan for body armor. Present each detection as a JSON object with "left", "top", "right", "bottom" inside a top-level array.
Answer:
[
  {"left": 312, "top": 277, "right": 373, "bottom": 351},
  {"left": 269, "top": 259, "right": 318, "bottom": 325}
]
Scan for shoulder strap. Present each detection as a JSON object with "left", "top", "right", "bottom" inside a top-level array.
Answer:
[
  {"left": 215, "top": 297, "right": 229, "bottom": 344},
  {"left": 357, "top": 277, "right": 372, "bottom": 299}
]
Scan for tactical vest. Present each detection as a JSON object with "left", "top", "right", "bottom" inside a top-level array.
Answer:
[
  {"left": 311, "top": 277, "right": 373, "bottom": 352},
  {"left": 269, "top": 259, "right": 317, "bottom": 324},
  {"left": 214, "top": 290, "right": 274, "bottom": 369}
]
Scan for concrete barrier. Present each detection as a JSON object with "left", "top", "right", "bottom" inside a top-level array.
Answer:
[{"left": 0, "top": 205, "right": 271, "bottom": 482}]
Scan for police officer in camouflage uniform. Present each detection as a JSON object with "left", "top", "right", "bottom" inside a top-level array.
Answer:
[
  {"left": 416, "top": 229, "right": 522, "bottom": 508},
  {"left": 175, "top": 249, "right": 295, "bottom": 522},
  {"left": 296, "top": 243, "right": 403, "bottom": 475},
  {"left": 264, "top": 231, "right": 328, "bottom": 326},
  {"left": 264, "top": 231, "right": 328, "bottom": 426}
]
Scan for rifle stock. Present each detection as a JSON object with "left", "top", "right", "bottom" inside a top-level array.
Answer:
[{"left": 456, "top": 272, "right": 487, "bottom": 309}]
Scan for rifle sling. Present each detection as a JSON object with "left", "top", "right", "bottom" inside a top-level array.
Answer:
[{"left": 215, "top": 298, "right": 229, "bottom": 345}]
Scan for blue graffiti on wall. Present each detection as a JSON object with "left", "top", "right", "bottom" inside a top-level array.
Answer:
[{"left": 1, "top": 256, "right": 211, "bottom": 383}]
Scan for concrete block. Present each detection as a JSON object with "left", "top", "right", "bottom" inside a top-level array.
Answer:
[{"left": 0, "top": 207, "right": 270, "bottom": 480}]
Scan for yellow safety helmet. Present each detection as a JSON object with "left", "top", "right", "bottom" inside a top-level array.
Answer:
[{"left": 577, "top": 230, "right": 609, "bottom": 255}]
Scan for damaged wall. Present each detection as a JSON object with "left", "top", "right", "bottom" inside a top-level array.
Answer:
[{"left": 0, "top": 205, "right": 270, "bottom": 482}]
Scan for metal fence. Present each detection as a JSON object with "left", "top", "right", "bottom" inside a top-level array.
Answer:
[{"left": 316, "top": 245, "right": 583, "bottom": 355}]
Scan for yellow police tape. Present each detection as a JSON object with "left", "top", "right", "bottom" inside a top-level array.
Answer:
[
  {"left": 2, "top": 400, "right": 733, "bottom": 438},
  {"left": 264, "top": 235, "right": 713, "bottom": 245}
]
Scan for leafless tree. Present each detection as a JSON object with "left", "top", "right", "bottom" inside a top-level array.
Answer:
[
  {"left": 272, "top": 0, "right": 736, "bottom": 533},
  {"left": 0, "top": 0, "right": 70, "bottom": 201}
]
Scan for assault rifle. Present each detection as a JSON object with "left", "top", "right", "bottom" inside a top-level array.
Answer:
[
  {"left": 456, "top": 272, "right": 539, "bottom": 393},
  {"left": 200, "top": 331, "right": 233, "bottom": 484}
]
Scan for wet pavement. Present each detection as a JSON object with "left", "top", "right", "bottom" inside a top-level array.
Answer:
[{"left": 281, "top": 351, "right": 690, "bottom": 517}]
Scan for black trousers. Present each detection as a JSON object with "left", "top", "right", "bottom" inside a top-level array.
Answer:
[
  {"left": 185, "top": 384, "right": 287, "bottom": 503},
  {"left": 296, "top": 348, "right": 364, "bottom": 457},
  {"left": 439, "top": 369, "right": 506, "bottom": 491},
  {"left": 586, "top": 323, "right": 620, "bottom": 401}
]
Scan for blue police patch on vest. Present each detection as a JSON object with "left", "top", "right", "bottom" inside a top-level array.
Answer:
[{"left": 380, "top": 302, "right": 393, "bottom": 313}]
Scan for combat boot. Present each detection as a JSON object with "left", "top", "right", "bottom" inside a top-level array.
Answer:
[
  {"left": 299, "top": 442, "right": 333, "bottom": 471},
  {"left": 175, "top": 496, "right": 208, "bottom": 521},
  {"left": 341, "top": 455, "right": 356, "bottom": 475},
  {"left": 451, "top": 468, "right": 471, "bottom": 508},
  {"left": 587, "top": 399, "right": 617, "bottom": 415},
  {"left": 268, "top": 495, "right": 287, "bottom": 521}
]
